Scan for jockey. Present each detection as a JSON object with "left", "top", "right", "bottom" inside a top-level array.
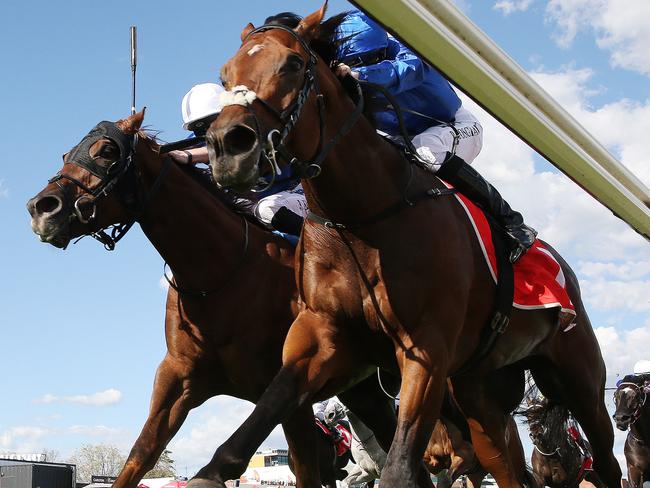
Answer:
[
  {"left": 169, "top": 83, "right": 307, "bottom": 238},
  {"left": 313, "top": 398, "right": 345, "bottom": 443},
  {"left": 265, "top": 10, "right": 536, "bottom": 262},
  {"left": 618, "top": 359, "right": 650, "bottom": 387}
]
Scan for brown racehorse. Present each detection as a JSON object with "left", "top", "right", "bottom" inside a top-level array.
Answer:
[
  {"left": 614, "top": 382, "right": 650, "bottom": 487},
  {"left": 24, "top": 113, "right": 511, "bottom": 488},
  {"left": 198, "top": 4, "right": 620, "bottom": 488},
  {"left": 26, "top": 112, "right": 387, "bottom": 488}
]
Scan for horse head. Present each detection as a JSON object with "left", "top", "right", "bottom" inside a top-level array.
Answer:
[
  {"left": 206, "top": 2, "right": 357, "bottom": 192},
  {"left": 613, "top": 382, "right": 647, "bottom": 431},
  {"left": 27, "top": 111, "right": 147, "bottom": 249}
]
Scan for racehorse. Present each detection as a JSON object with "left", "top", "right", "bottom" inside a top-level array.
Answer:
[
  {"left": 520, "top": 397, "right": 598, "bottom": 487},
  {"left": 614, "top": 381, "right": 650, "bottom": 487},
  {"left": 199, "top": 4, "right": 620, "bottom": 487},
  {"left": 26, "top": 112, "right": 392, "bottom": 488}
]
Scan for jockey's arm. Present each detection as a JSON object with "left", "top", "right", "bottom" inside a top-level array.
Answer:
[
  {"left": 168, "top": 146, "right": 209, "bottom": 165},
  {"left": 353, "top": 37, "right": 461, "bottom": 120}
]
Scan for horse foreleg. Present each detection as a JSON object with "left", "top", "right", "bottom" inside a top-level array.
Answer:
[
  {"left": 283, "top": 404, "right": 323, "bottom": 488},
  {"left": 380, "top": 340, "right": 447, "bottom": 488},
  {"left": 113, "top": 356, "right": 211, "bottom": 488},
  {"left": 187, "top": 310, "right": 358, "bottom": 488}
]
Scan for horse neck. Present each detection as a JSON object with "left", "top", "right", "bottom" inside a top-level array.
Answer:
[
  {"left": 299, "top": 72, "right": 412, "bottom": 223},
  {"left": 133, "top": 139, "right": 261, "bottom": 289}
]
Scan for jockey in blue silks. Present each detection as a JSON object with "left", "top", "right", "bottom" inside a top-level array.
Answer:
[{"left": 266, "top": 10, "right": 537, "bottom": 262}]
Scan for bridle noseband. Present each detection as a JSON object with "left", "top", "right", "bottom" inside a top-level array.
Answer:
[{"left": 615, "top": 382, "right": 648, "bottom": 427}]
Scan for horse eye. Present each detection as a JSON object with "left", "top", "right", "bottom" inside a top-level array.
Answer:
[
  {"left": 98, "top": 143, "right": 118, "bottom": 160},
  {"left": 284, "top": 55, "right": 304, "bottom": 73}
]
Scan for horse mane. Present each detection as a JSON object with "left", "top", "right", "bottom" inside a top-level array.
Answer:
[
  {"left": 137, "top": 130, "right": 254, "bottom": 217},
  {"left": 515, "top": 375, "right": 570, "bottom": 450},
  {"left": 311, "top": 12, "right": 353, "bottom": 68}
]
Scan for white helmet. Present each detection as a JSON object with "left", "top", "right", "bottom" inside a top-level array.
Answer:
[
  {"left": 181, "top": 83, "right": 225, "bottom": 130},
  {"left": 633, "top": 360, "right": 650, "bottom": 375}
]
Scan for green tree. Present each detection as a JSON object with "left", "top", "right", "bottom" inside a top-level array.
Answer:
[
  {"left": 144, "top": 449, "right": 176, "bottom": 478},
  {"left": 68, "top": 444, "right": 126, "bottom": 483}
]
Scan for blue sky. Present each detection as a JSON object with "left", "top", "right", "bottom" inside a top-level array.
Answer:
[{"left": 2, "top": 0, "right": 649, "bottom": 479}]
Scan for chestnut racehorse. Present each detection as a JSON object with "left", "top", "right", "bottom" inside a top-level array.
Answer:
[
  {"left": 199, "top": 5, "right": 620, "bottom": 488},
  {"left": 26, "top": 113, "right": 491, "bottom": 488},
  {"left": 26, "top": 112, "right": 393, "bottom": 488}
]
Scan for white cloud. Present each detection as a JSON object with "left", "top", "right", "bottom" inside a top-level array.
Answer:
[
  {"left": 545, "top": 0, "right": 650, "bottom": 75},
  {"left": 578, "top": 260, "right": 650, "bottom": 280},
  {"left": 35, "top": 388, "right": 122, "bottom": 406},
  {"left": 0, "top": 426, "right": 54, "bottom": 452},
  {"left": 595, "top": 323, "right": 650, "bottom": 386},
  {"left": 581, "top": 279, "right": 650, "bottom": 312},
  {"left": 0, "top": 179, "right": 8, "bottom": 199},
  {"left": 67, "top": 425, "right": 122, "bottom": 437},
  {"left": 494, "top": 0, "right": 534, "bottom": 15},
  {"left": 170, "top": 396, "right": 287, "bottom": 474},
  {"left": 463, "top": 65, "right": 650, "bottom": 267}
]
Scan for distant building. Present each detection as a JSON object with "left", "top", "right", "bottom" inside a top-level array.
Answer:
[{"left": 248, "top": 449, "right": 289, "bottom": 468}]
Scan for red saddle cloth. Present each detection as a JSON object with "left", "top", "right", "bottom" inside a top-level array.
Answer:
[
  {"left": 314, "top": 418, "right": 353, "bottom": 457},
  {"left": 444, "top": 181, "right": 577, "bottom": 329}
]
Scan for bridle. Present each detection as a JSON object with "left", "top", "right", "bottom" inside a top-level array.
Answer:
[
  {"left": 220, "top": 23, "right": 365, "bottom": 192},
  {"left": 615, "top": 382, "right": 648, "bottom": 427},
  {"left": 47, "top": 121, "right": 171, "bottom": 250}
]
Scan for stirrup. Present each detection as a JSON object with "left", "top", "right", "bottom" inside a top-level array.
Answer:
[{"left": 507, "top": 225, "right": 537, "bottom": 263}]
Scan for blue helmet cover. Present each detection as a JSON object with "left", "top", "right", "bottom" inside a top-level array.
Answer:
[{"left": 336, "top": 11, "right": 388, "bottom": 61}]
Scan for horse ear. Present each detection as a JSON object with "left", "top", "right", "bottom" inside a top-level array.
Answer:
[
  {"left": 118, "top": 108, "right": 146, "bottom": 134},
  {"left": 241, "top": 23, "right": 255, "bottom": 42},
  {"left": 296, "top": 1, "right": 328, "bottom": 40}
]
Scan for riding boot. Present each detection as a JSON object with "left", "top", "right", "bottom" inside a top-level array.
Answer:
[
  {"left": 270, "top": 206, "right": 304, "bottom": 236},
  {"left": 436, "top": 153, "right": 537, "bottom": 262}
]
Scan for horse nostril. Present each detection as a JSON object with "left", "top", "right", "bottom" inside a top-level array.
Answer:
[
  {"left": 223, "top": 125, "right": 258, "bottom": 156},
  {"left": 34, "top": 195, "right": 63, "bottom": 216}
]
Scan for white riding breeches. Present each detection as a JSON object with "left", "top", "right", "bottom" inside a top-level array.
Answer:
[
  {"left": 411, "top": 107, "right": 483, "bottom": 172},
  {"left": 252, "top": 184, "right": 309, "bottom": 227}
]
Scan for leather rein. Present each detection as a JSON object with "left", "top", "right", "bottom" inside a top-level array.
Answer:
[{"left": 48, "top": 121, "right": 172, "bottom": 250}]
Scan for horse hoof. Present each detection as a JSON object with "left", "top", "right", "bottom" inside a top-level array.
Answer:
[{"left": 186, "top": 478, "right": 225, "bottom": 488}]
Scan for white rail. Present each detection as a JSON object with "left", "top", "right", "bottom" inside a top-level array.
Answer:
[{"left": 351, "top": 0, "right": 650, "bottom": 240}]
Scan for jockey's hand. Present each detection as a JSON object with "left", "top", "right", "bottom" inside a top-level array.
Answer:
[
  {"left": 168, "top": 150, "right": 194, "bottom": 165},
  {"left": 335, "top": 63, "right": 359, "bottom": 80}
]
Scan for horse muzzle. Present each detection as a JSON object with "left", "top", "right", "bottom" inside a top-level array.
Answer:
[
  {"left": 613, "top": 414, "right": 631, "bottom": 431},
  {"left": 206, "top": 123, "right": 263, "bottom": 192},
  {"left": 27, "top": 193, "right": 72, "bottom": 249}
]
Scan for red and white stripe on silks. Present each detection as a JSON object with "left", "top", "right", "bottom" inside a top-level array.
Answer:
[{"left": 439, "top": 180, "right": 577, "bottom": 331}]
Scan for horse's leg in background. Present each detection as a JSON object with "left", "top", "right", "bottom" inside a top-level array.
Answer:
[
  {"left": 187, "top": 310, "right": 361, "bottom": 488},
  {"left": 113, "top": 355, "right": 213, "bottom": 488},
  {"left": 379, "top": 335, "right": 449, "bottom": 488},
  {"left": 451, "top": 369, "right": 526, "bottom": 488},
  {"left": 283, "top": 404, "right": 322, "bottom": 487},
  {"left": 466, "top": 472, "right": 486, "bottom": 488}
]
